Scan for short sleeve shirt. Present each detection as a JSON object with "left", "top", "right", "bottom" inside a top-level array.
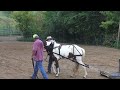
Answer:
[{"left": 32, "top": 39, "right": 44, "bottom": 61}]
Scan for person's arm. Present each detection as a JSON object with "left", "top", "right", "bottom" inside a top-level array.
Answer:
[
  {"left": 32, "top": 50, "right": 36, "bottom": 58},
  {"left": 32, "top": 42, "right": 37, "bottom": 59}
]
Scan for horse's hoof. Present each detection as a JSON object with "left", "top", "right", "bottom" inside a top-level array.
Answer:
[
  {"left": 55, "top": 74, "right": 59, "bottom": 77},
  {"left": 70, "top": 75, "right": 74, "bottom": 78},
  {"left": 47, "top": 72, "right": 51, "bottom": 74},
  {"left": 83, "top": 76, "right": 87, "bottom": 79},
  {"left": 53, "top": 72, "right": 57, "bottom": 74}
]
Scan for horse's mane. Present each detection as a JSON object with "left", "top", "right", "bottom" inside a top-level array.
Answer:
[{"left": 48, "top": 40, "right": 60, "bottom": 47}]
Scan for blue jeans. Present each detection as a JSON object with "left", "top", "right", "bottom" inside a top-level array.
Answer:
[{"left": 32, "top": 60, "right": 48, "bottom": 79}]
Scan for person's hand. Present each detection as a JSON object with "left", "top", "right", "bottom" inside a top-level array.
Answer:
[
  {"left": 32, "top": 56, "right": 35, "bottom": 60},
  {"left": 48, "top": 53, "right": 50, "bottom": 55},
  {"left": 31, "top": 57, "right": 33, "bottom": 60},
  {"left": 43, "top": 49, "right": 46, "bottom": 52},
  {"left": 31, "top": 56, "right": 34, "bottom": 60}
]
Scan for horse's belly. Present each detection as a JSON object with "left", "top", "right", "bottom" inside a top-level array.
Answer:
[{"left": 60, "top": 50, "right": 70, "bottom": 58}]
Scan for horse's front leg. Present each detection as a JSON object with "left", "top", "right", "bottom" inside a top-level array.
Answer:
[
  {"left": 54, "top": 58, "right": 60, "bottom": 77},
  {"left": 52, "top": 61, "right": 57, "bottom": 74}
]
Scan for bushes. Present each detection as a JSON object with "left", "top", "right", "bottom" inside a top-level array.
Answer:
[
  {"left": 10, "top": 11, "right": 120, "bottom": 49},
  {"left": 17, "top": 36, "right": 34, "bottom": 42},
  {"left": 11, "top": 11, "right": 44, "bottom": 38},
  {"left": 113, "top": 41, "right": 120, "bottom": 49}
]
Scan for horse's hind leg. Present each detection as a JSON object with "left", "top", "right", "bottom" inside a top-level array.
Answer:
[
  {"left": 78, "top": 60, "right": 87, "bottom": 78},
  {"left": 71, "top": 62, "right": 79, "bottom": 77}
]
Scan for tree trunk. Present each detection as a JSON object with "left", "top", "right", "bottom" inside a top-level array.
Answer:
[{"left": 117, "top": 21, "right": 120, "bottom": 48}]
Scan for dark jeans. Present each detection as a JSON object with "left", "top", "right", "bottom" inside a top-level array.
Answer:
[
  {"left": 48, "top": 56, "right": 53, "bottom": 73},
  {"left": 47, "top": 55, "right": 59, "bottom": 73}
]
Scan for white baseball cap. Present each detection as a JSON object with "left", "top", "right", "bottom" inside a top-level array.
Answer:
[{"left": 46, "top": 36, "right": 52, "bottom": 40}]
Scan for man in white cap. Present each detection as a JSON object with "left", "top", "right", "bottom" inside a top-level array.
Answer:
[
  {"left": 31, "top": 34, "right": 48, "bottom": 79},
  {"left": 46, "top": 36, "right": 53, "bottom": 41},
  {"left": 45, "top": 36, "right": 54, "bottom": 73}
]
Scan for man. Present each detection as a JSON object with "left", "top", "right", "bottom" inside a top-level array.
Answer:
[
  {"left": 46, "top": 36, "right": 54, "bottom": 73},
  {"left": 46, "top": 36, "right": 53, "bottom": 41},
  {"left": 31, "top": 34, "right": 48, "bottom": 79}
]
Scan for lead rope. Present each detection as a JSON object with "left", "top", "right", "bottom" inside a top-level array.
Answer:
[{"left": 73, "top": 45, "right": 74, "bottom": 55}]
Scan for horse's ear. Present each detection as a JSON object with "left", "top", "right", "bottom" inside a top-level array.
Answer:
[
  {"left": 51, "top": 42, "right": 54, "bottom": 45},
  {"left": 53, "top": 38, "right": 56, "bottom": 41},
  {"left": 51, "top": 40, "right": 54, "bottom": 44}
]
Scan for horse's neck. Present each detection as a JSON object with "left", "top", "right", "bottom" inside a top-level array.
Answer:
[
  {"left": 54, "top": 42, "right": 60, "bottom": 47},
  {"left": 49, "top": 40, "right": 55, "bottom": 43}
]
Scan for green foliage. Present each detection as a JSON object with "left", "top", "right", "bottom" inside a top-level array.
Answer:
[
  {"left": 43, "top": 11, "right": 105, "bottom": 45},
  {"left": 100, "top": 11, "right": 120, "bottom": 31},
  {"left": 102, "top": 34, "right": 116, "bottom": 47},
  {"left": 4, "top": 11, "right": 119, "bottom": 49},
  {"left": 100, "top": 11, "right": 120, "bottom": 48},
  {"left": 11, "top": 11, "right": 45, "bottom": 39},
  {"left": 11, "top": 11, "right": 34, "bottom": 38},
  {"left": 2, "top": 11, "right": 13, "bottom": 17},
  {"left": 113, "top": 41, "right": 120, "bottom": 49},
  {"left": 100, "top": 20, "right": 114, "bottom": 29},
  {"left": 0, "top": 11, "right": 20, "bottom": 36}
]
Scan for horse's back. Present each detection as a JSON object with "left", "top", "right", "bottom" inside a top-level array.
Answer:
[{"left": 61, "top": 44, "right": 85, "bottom": 56}]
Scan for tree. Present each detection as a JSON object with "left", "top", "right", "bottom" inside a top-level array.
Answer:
[
  {"left": 43, "top": 11, "right": 105, "bottom": 44},
  {"left": 11, "top": 11, "right": 46, "bottom": 40},
  {"left": 100, "top": 11, "right": 120, "bottom": 48},
  {"left": 3, "top": 11, "right": 13, "bottom": 17},
  {"left": 0, "top": 14, "right": 17, "bottom": 36}
]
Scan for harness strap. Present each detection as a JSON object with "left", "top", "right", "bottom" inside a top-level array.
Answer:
[
  {"left": 75, "top": 55, "right": 82, "bottom": 56},
  {"left": 53, "top": 45, "right": 62, "bottom": 56},
  {"left": 59, "top": 46, "right": 60, "bottom": 55},
  {"left": 53, "top": 46, "right": 60, "bottom": 49},
  {"left": 73, "top": 44, "right": 74, "bottom": 55},
  {"left": 73, "top": 45, "right": 82, "bottom": 56}
]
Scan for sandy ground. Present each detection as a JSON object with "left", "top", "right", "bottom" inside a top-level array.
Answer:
[{"left": 0, "top": 36, "right": 120, "bottom": 79}]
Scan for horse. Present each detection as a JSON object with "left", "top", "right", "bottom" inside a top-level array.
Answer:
[{"left": 44, "top": 39, "right": 88, "bottom": 78}]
